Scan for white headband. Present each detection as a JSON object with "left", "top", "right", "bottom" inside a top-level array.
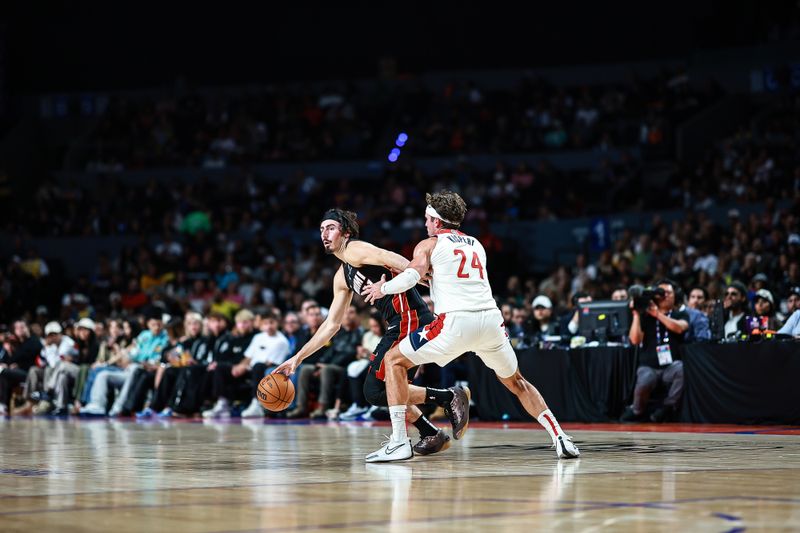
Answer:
[{"left": 425, "top": 204, "right": 457, "bottom": 225}]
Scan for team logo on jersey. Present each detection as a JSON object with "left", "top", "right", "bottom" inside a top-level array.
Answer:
[{"left": 352, "top": 271, "right": 367, "bottom": 294}]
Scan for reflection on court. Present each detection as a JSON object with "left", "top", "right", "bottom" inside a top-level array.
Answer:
[{"left": 1, "top": 418, "right": 799, "bottom": 531}]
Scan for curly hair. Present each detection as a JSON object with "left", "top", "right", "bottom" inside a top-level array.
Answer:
[
  {"left": 426, "top": 190, "right": 467, "bottom": 228},
  {"left": 320, "top": 208, "right": 360, "bottom": 238}
]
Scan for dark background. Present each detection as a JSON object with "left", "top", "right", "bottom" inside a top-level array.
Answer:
[{"left": 2, "top": 0, "right": 797, "bottom": 94}]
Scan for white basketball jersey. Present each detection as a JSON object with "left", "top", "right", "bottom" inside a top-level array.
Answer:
[{"left": 428, "top": 230, "right": 497, "bottom": 314}]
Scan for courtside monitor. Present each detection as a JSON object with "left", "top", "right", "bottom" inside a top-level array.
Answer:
[{"left": 577, "top": 300, "right": 631, "bottom": 343}]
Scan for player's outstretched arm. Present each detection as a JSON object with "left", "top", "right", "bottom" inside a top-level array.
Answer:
[
  {"left": 341, "top": 240, "right": 410, "bottom": 272},
  {"left": 361, "top": 238, "right": 436, "bottom": 304},
  {"left": 273, "top": 267, "right": 353, "bottom": 375}
]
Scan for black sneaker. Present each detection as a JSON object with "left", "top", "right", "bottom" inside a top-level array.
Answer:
[
  {"left": 649, "top": 405, "right": 673, "bottom": 423},
  {"left": 444, "top": 386, "right": 470, "bottom": 440},
  {"left": 619, "top": 406, "right": 644, "bottom": 423},
  {"left": 413, "top": 429, "right": 451, "bottom": 456}
]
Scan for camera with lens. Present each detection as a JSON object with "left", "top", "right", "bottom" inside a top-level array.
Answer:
[{"left": 628, "top": 284, "right": 666, "bottom": 313}]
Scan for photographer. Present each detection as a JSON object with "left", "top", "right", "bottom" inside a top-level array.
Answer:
[{"left": 621, "top": 279, "right": 689, "bottom": 423}]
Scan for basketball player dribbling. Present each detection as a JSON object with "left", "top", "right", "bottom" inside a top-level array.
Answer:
[
  {"left": 273, "top": 209, "right": 470, "bottom": 456},
  {"left": 361, "top": 190, "right": 581, "bottom": 463}
]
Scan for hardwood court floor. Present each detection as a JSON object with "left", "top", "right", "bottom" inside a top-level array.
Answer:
[{"left": 1, "top": 418, "right": 799, "bottom": 532}]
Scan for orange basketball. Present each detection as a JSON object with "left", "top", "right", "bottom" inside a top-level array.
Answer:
[{"left": 257, "top": 373, "right": 295, "bottom": 412}]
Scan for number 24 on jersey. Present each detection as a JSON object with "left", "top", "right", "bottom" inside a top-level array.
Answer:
[{"left": 453, "top": 249, "right": 484, "bottom": 279}]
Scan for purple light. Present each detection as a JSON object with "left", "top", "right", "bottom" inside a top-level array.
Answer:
[
  {"left": 390, "top": 148, "right": 401, "bottom": 156},
  {"left": 396, "top": 133, "right": 408, "bottom": 147},
  {"left": 388, "top": 152, "right": 399, "bottom": 162}
]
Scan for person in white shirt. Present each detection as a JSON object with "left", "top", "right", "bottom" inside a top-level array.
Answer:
[
  {"left": 360, "top": 190, "right": 580, "bottom": 463},
  {"left": 723, "top": 282, "right": 748, "bottom": 338},
  {"left": 240, "top": 311, "right": 291, "bottom": 417},
  {"left": 29, "top": 321, "right": 77, "bottom": 415}
]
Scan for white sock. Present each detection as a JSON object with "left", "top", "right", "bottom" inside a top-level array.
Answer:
[
  {"left": 389, "top": 405, "right": 408, "bottom": 442},
  {"left": 536, "top": 409, "right": 564, "bottom": 445}
]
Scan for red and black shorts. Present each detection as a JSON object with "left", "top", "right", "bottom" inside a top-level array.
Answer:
[{"left": 363, "top": 309, "right": 434, "bottom": 407}]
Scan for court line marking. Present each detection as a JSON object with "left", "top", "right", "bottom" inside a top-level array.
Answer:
[
  {"left": 203, "top": 496, "right": 770, "bottom": 532},
  {"left": 2, "top": 467, "right": 800, "bottom": 502},
  {"left": 2, "top": 495, "right": 779, "bottom": 520}
]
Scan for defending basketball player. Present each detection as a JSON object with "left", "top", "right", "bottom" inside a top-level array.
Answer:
[
  {"left": 273, "top": 209, "right": 470, "bottom": 456},
  {"left": 360, "top": 190, "right": 581, "bottom": 462}
]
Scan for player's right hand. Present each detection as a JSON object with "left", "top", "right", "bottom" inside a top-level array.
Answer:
[
  {"left": 418, "top": 270, "right": 432, "bottom": 288},
  {"left": 273, "top": 355, "right": 299, "bottom": 376}
]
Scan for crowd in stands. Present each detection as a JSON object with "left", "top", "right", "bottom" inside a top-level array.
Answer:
[
  {"left": 2, "top": 256, "right": 799, "bottom": 422},
  {"left": 679, "top": 94, "right": 800, "bottom": 209},
  {"left": 2, "top": 68, "right": 799, "bottom": 423},
  {"left": 74, "top": 68, "right": 714, "bottom": 170},
  {"left": 9, "top": 94, "right": 800, "bottom": 245},
  {"left": 8, "top": 156, "right": 646, "bottom": 240}
]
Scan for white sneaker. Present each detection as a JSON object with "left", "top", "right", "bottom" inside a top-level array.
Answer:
[
  {"left": 555, "top": 435, "right": 580, "bottom": 459},
  {"left": 0, "top": 404, "right": 7, "bottom": 417},
  {"left": 365, "top": 436, "right": 414, "bottom": 463},
  {"left": 325, "top": 408, "right": 340, "bottom": 421},
  {"left": 79, "top": 404, "right": 106, "bottom": 416},
  {"left": 357, "top": 405, "right": 381, "bottom": 421},
  {"left": 240, "top": 399, "right": 265, "bottom": 419},
  {"left": 339, "top": 404, "right": 368, "bottom": 421},
  {"left": 202, "top": 399, "right": 231, "bottom": 419}
]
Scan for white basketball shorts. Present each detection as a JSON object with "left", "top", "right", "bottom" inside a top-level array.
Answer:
[{"left": 398, "top": 308, "right": 518, "bottom": 379}]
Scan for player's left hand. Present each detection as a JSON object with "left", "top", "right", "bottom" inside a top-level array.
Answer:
[
  {"left": 273, "top": 355, "right": 299, "bottom": 376},
  {"left": 361, "top": 274, "right": 387, "bottom": 304}
]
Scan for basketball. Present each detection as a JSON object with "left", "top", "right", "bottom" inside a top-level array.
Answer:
[{"left": 257, "top": 373, "right": 295, "bottom": 412}]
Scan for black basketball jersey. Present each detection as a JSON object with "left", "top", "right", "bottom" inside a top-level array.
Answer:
[{"left": 341, "top": 259, "right": 429, "bottom": 327}]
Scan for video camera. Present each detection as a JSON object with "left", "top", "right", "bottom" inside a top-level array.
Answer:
[{"left": 628, "top": 284, "right": 666, "bottom": 313}]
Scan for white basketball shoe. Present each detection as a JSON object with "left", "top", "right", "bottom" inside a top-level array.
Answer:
[
  {"left": 555, "top": 435, "right": 580, "bottom": 459},
  {"left": 365, "top": 436, "right": 414, "bottom": 463}
]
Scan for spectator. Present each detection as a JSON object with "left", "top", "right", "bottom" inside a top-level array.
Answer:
[
  {"left": 79, "top": 319, "right": 136, "bottom": 406},
  {"left": 202, "top": 309, "right": 257, "bottom": 419},
  {"left": 137, "top": 312, "right": 206, "bottom": 418},
  {"left": 240, "top": 311, "right": 291, "bottom": 418},
  {"left": 281, "top": 312, "right": 304, "bottom": 356},
  {"left": 622, "top": 279, "right": 689, "bottom": 423},
  {"left": 48, "top": 318, "right": 97, "bottom": 417},
  {"left": 678, "top": 288, "right": 711, "bottom": 343},
  {"left": 112, "top": 310, "right": 175, "bottom": 416},
  {"left": 780, "top": 286, "right": 800, "bottom": 325},
  {"left": 30, "top": 321, "right": 77, "bottom": 415},
  {"left": 687, "top": 286, "right": 708, "bottom": 311},
  {"left": 338, "top": 313, "right": 385, "bottom": 421},
  {"left": 500, "top": 303, "right": 513, "bottom": 327},
  {"left": 778, "top": 307, "right": 800, "bottom": 337},
  {"left": 751, "top": 289, "right": 780, "bottom": 332},
  {"left": 288, "top": 305, "right": 362, "bottom": 419},
  {"left": 611, "top": 287, "right": 629, "bottom": 301},
  {"left": 723, "top": 281, "right": 749, "bottom": 338},
  {"left": 80, "top": 308, "right": 169, "bottom": 416},
  {"left": 507, "top": 306, "right": 532, "bottom": 348},
  {"left": 167, "top": 311, "right": 228, "bottom": 417},
  {"left": 560, "top": 292, "right": 593, "bottom": 338},
  {"left": 529, "top": 295, "right": 559, "bottom": 341},
  {"left": 0, "top": 321, "right": 42, "bottom": 416}
]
